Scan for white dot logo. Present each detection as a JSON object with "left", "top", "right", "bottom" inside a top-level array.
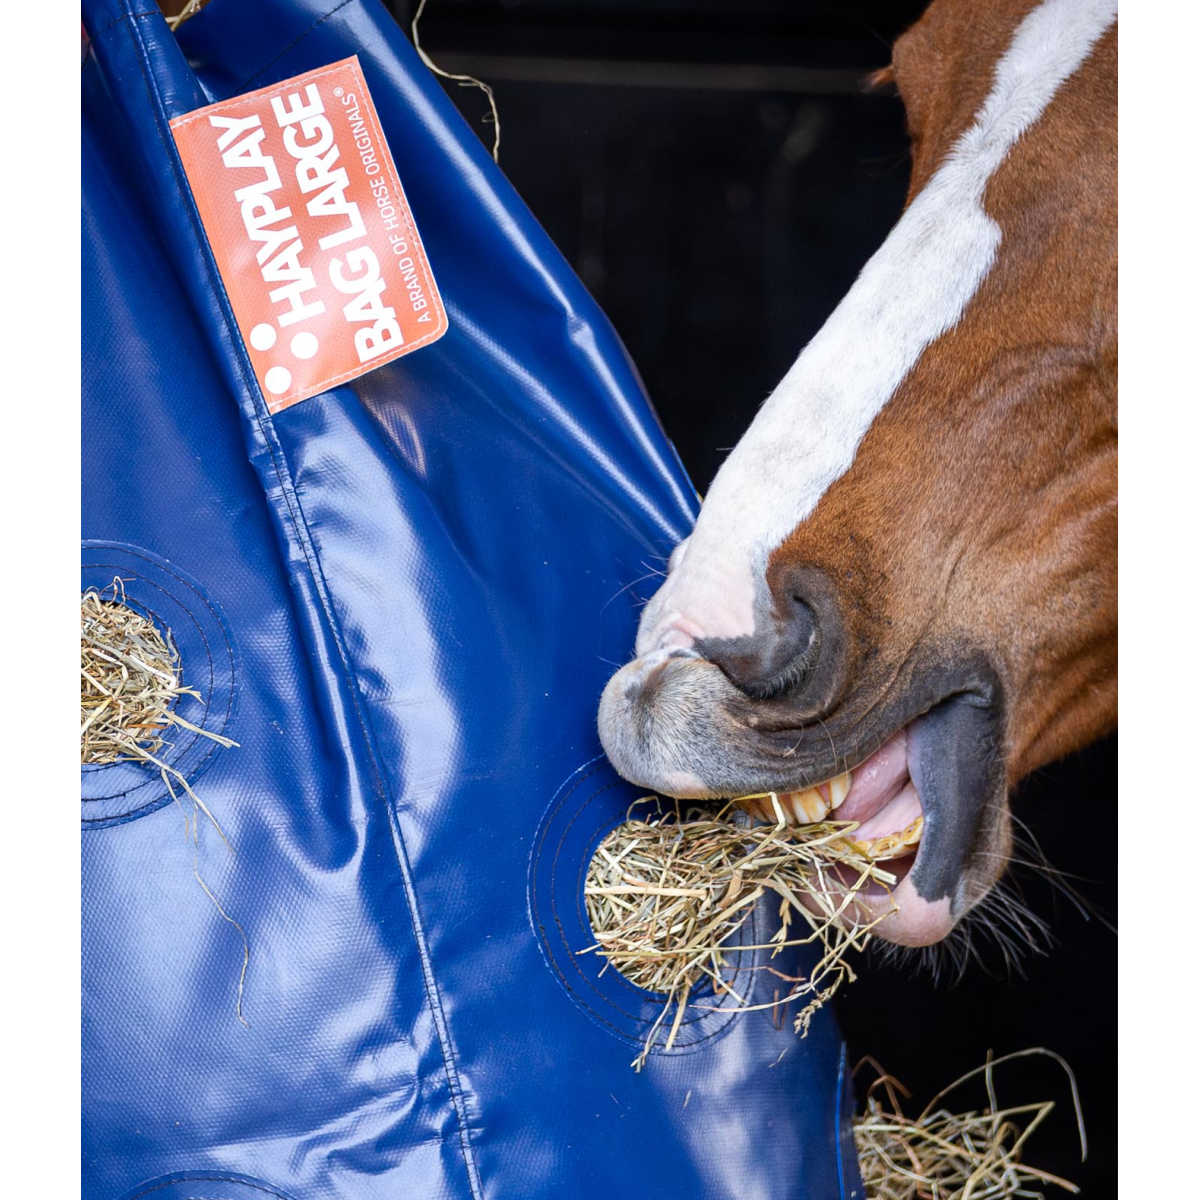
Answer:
[
  {"left": 291, "top": 331, "right": 319, "bottom": 360},
  {"left": 249, "top": 322, "right": 277, "bottom": 352},
  {"left": 249, "top": 321, "right": 316, "bottom": 400},
  {"left": 264, "top": 365, "right": 292, "bottom": 395}
]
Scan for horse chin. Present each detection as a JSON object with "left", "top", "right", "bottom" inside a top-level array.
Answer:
[{"left": 596, "top": 655, "right": 1009, "bottom": 947}]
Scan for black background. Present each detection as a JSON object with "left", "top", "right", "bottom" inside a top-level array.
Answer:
[{"left": 392, "top": 2, "right": 1117, "bottom": 1193}]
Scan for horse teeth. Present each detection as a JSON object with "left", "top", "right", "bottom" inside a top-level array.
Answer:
[
  {"left": 739, "top": 795, "right": 778, "bottom": 822},
  {"left": 828, "top": 770, "right": 852, "bottom": 810},
  {"left": 786, "top": 787, "right": 831, "bottom": 823},
  {"left": 852, "top": 815, "right": 925, "bottom": 860},
  {"left": 735, "top": 770, "right": 855, "bottom": 826},
  {"left": 899, "top": 814, "right": 924, "bottom": 846}
]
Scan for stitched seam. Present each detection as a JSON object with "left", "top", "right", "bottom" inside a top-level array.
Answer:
[
  {"left": 561, "top": 782, "right": 759, "bottom": 1025},
  {"left": 169, "top": 60, "right": 345, "bottom": 128},
  {"left": 88, "top": 9, "right": 161, "bottom": 38},
  {"left": 533, "top": 765, "right": 744, "bottom": 1045},
  {"left": 81, "top": 566, "right": 218, "bottom": 796},
  {"left": 126, "top": 1174, "right": 293, "bottom": 1200},
  {"left": 559, "top": 781, "right": 730, "bottom": 1027},
  {"left": 80, "top": 593, "right": 195, "bottom": 791},
  {"left": 117, "top": 8, "right": 483, "bottom": 1193}
]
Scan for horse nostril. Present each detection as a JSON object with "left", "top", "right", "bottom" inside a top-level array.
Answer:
[
  {"left": 790, "top": 592, "right": 815, "bottom": 636},
  {"left": 697, "top": 566, "right": 846, "bottom": 713}
]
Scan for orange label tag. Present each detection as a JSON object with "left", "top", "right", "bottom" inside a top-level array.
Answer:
[{"left": 171, "top": 57, "right": 447, "bottom": 413}]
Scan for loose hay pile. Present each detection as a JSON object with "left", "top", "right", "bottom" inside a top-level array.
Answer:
[
  {"left": 583, "top": 797, "right": 899, "bottom": 1069},
  {"left": 853, "top": 1050, "right": 1085, "bottom": 1199},
  {"left": 81, "top": 580, "right": 246, "bottom": 1020}
]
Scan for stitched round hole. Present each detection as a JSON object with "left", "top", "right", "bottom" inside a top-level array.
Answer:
[
  {"left": 527, "top": 757, "right": 761, "bottom": 1060},
  {"left": 81, "top": 541, "right": 237, "bottom": 828}
]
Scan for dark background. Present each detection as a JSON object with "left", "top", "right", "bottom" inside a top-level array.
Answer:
[{"left": 391, "top": 2, "right": 1117, "bottom": 1193}]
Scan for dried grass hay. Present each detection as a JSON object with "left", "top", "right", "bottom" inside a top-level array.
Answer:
[
  {"left": 163, "top": 0, "right": 208, "bottom": 30},
  {"left": 82, "top": 583, "right": 185, "bottom": 767},
  {"left": 853, "top": 1049, "right": 1085, "bottom": 1199},
  {"left": 583, "top": 796, "right": 900, "bottom": 1069},
  {"left": 81, "top": 581, "right": 236, "bottom": 799}
]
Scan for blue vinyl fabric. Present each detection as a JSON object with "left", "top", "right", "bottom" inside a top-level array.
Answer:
[{"left": 81, "top": 1, "right": 863, "bottom": 1196}]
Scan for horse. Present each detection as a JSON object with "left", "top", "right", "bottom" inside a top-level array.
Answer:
[{"left": 598, "top": 0, "right": 1117, "bottom": 948}]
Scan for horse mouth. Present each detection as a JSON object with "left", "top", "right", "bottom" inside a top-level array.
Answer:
[
  {"left": 739, "top": 725, "right": 941, "bottom": 942},
  {"left": 598, "top": 655, "right": 1007, "bottom": 946},
  {"left": 741, "top": 725, "right": 919, "bottom": 851}
]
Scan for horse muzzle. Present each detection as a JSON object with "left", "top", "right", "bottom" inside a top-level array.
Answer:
[{"left": 596, "top": 647, "right": 1009, "bottom": 946}]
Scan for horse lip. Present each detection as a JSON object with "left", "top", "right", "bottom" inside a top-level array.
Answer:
[
  {"left": 766, "top": 687, "right": 1004, "bottom": 942},
  {"left": 904, "top": 687, "right": 1006, "bottom": 912},
  {"left": 600, "top": 642, "right": 1003, "bottom": 827},
  {"left": 599, "top": 644, "right": 1008, "bottom": 939},
  {"left": 790, "top": 681, "right": 1004, "bottom": 916}
]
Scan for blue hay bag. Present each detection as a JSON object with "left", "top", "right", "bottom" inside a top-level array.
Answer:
[{"left": 81, "top": 1, "right": 863, "bottom": 1195}]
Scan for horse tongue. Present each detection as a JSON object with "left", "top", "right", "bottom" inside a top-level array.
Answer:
[
  {"left": 848, "top": 780, "right": 924, "bottom": 847},
  {"left": 832, "top": 728, "right": 911, "bottom": 824}
]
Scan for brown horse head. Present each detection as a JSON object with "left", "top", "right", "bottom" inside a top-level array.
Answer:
[{"left": 599, "top": 0, "right": 1117, "bottom": 947}]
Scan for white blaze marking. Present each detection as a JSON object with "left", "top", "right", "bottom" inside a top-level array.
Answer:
[{"left": 652, "top": 0, "right": 1116, "bottom": 646}]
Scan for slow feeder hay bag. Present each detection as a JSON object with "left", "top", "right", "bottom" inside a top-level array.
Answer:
[{"left": 82, "top": 1, "right": 865, "bottom": 1196}]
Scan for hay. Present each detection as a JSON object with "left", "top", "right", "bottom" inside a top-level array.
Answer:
[
  {"left": 81, "top": 580, "right": 247, "bottom": 1022},
  {"left": 583, "top": 796, "right": 899, "bottom": 1070},
  {"left": 80, "top": 581, "right": 236, "bottom": 812},
  {"left": 163, "top": 0, "right": 207, "bottom": 31},
  {"left": 82, "top": 582, "right": 184, "bottom": 766},
  {"left": 412, "top": 0, "right": 502, "bottom": 162},
  {"left": 853, "top": 1050, "right": 1086, "bottom": 1199},
  {"left": 582, "top": 799, "right": 1087, "bottom": 1188}
]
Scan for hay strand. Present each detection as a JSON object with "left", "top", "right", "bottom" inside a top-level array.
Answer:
[
  {"left": 164, "top": 0, "right": 207, "bottom": 31},
  {"left": 412, "top": 0, "right": 502, "bottom": 162},
  {"left": 582, "top": 797, "right": 898, "bottom": 1070},
  {"left": 853, "top": 1049, "right": 1086, "bottom": 1199}
]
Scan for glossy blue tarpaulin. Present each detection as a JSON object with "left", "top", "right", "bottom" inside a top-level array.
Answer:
[{"left": 82, "top": 1, "right": 863, "bottom": 1195}]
